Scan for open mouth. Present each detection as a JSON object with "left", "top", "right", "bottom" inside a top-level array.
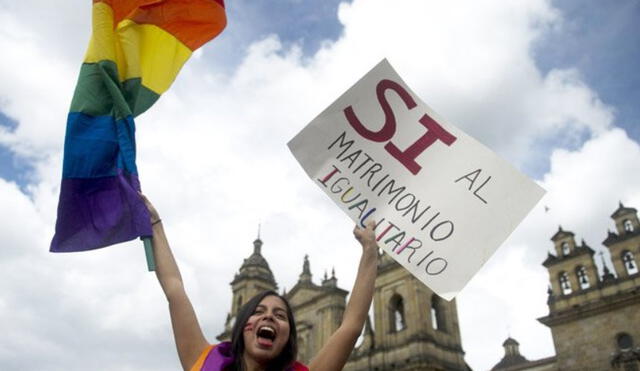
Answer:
[{"left": 256, "top": 325, "right": 276, "bottom": 347}]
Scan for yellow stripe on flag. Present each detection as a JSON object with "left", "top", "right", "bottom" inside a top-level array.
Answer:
[
  {"left": 117, "top": 20, "right": 192, "bottom": 94},
  {"left": 84, "top": 2, "right": 120, "bottom": 65},
  {"left": 83, "top": 2, "right": 193, "bottom": 95}
]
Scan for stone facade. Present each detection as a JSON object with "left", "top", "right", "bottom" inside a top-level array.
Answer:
[
  {"left": 221, "top": 203, "right": 640, "bottom": 371},
  {"left": 492, "top": 203, "right": 640, "bottom": 371},
  {"left": 346, "top": 253, "right": 467, "bottom": 371},
  {"left": 286, "top": 256, "right": 349, "bottom": 363},
  {"left": 219, "top": 236, "right": 469, "bottom": 370}
]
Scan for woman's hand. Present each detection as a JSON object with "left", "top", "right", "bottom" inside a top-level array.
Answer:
[
  {"left": 139, "top": 192, "right": 161, "bottom": 224},
  {"left": 353, "top": 221, "right": 378, "bottom": 254}
]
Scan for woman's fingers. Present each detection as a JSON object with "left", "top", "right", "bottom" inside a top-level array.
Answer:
[
  {"left": 354, "top": 221, "right": 376, "bottom": 247},
  {"left": 138, "top": 192, "right": 159, "bottom": 220}
]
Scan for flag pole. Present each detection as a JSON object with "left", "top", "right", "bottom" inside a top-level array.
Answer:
[{"left": 142, "top": 237, "right": 156, "bottom": 271}]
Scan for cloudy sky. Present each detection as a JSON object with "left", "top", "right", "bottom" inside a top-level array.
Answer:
[{"left": 1, "top": 0, "right": 639, "bottom": 370}]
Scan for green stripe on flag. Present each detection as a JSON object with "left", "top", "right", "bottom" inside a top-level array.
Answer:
[{"left": 70, "top": 61, "right": 160, "bottom": 119}]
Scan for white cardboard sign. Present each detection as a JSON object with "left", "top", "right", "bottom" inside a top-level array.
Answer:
[{"left": 288, "top": 59, "right": 545, "bottom": 300}]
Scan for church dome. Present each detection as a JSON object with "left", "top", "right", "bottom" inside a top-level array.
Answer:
[
  {"left": 502, "top": 337, "right": 519, "bottom": 346},
  {"left": 232, "top": 238, "right": 277, "bottom": 287},
  {"left": 241, "top": 239, "right": 271, "bottom": 269},
  {"left": 491, "top": 337, "right": 528, "bottom": 370}
]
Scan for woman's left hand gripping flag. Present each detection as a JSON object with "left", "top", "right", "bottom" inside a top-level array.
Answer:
[{"left": 51, "top": 0, "right": 226, "bottom": 252}]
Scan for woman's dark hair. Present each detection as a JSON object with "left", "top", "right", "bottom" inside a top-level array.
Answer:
[{"left": 229, "top": 290, "right": 298, "bottom": 371}]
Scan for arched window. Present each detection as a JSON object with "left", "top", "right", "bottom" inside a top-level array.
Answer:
[
  {"left": 617, "top": 333, "right": 634, "bottom": 351},
  {"left": 237, "top": 295, "right": 243, "bottom": 311},
  {"left": 296, "top": 324, "right": 312, "bottom": 364},
  {"left": 561, "top": 242, "right": 570, "bottom": 256},
  {"left": 394, "top": 308, "right": 404, "bottom": 331},
  {"left": 297, "top": 336, "right": 307, "bottom": 362},
  {"left": 559, "top": 272, "right": 572, "bottom": 295},
  {"left": 623, "top": 251, "right": 639, "bottom": 275},
  {"left": 389, "top": 294, "right": 406, "bottom": 332},
  {"left": 576, "top": 266, "right": 590, "bottom": 290},
  {"left": 431, "top": 296, "right": 447, "bottom": 332},
  {"left": 612, "top": 333, "right": 640, "bottom": 371},
  {"left": 430, "top": 307, "right": 438, "bottom": 330},
  {"left": 624, "top": 219, "right": 634, "bottom": 233}
]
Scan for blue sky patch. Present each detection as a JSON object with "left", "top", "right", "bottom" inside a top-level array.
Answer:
[
  {"left": 534, "top": 0, "right": 640, "bottom": 143},
  {"left": 524, "top": 125, "right": 593, "bottom": 178},
  {"left": 0, "top": 110, "right": 17, "bottom": 131},
  {"left": 0, "top": 111, "right": 32, "bottom": 189},
  {"left": 203, "top": 0, "right": 347, "bottom": 69}
]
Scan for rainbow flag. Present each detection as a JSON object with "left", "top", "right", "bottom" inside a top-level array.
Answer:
[{"left": 51, "top": 0, "right": 226, "bottom": 252}]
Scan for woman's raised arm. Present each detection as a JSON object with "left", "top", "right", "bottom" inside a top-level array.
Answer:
[
  {"left": 308, "top": 221, "right": 379, "bottom": 371},
  {"left": 140, "top": 194, "right": 209, "bottom": 371}
]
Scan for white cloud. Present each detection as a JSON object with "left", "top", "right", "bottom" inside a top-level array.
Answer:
[
  {"left": 460, "top": 128, "right": 640, "bottom": 369},
  {"left": 0, "top": 4, "right": 82, "bottom": 163},
  {"left": 0, "top": 0, "right": 634, "bottom": 370}
]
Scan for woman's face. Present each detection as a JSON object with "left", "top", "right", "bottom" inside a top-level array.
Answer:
[{"left": 242, "top": 295, "right": 291, "bottom": 364}]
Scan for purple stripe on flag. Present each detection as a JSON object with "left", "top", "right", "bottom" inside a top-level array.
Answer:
[{"left": 50, "top": 170, "right": 152, "bottom": 252}]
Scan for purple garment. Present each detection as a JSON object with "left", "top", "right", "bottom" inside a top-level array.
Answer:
[
  {"left": 200, "top": 342, "right": 308, "bottom": 371},
  {"left": 201, "top": 342, "right": 234, "bottom": 371}
]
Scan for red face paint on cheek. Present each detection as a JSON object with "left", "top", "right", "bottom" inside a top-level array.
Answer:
[{"left": 244, "top": 322, "right": 254, "bottom": 332}]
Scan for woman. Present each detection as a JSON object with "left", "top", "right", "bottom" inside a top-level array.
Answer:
[{"left": 141, "top": 194, "right": 378, "bottom": 371}]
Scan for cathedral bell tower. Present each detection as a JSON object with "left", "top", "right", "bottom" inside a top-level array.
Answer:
[
  {"left": 217, "top": 236, "right": 277, "bottom": 341},
  {"left": 539, "top": 203, "right": 640, "bottom": 370},
  {"left": 603, "top": 202, "right": 640, "bottom": 279},
  {"left": 542, "top": 226, "right": 598, "bottom": 301},
  {"left": 347, "top": 252, "right": 468, "bottom": 371}
]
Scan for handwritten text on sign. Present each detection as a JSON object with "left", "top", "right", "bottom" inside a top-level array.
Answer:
[{"left": 288, "top": 59, "right": 545, "bottom": 300}]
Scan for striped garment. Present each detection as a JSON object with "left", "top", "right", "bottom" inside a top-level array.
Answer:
[
  {"left": 191, "top": 343, "right": 309, "bottom": 371},
  {"left": 51, "top": 0, "right": 226, "bottom": 252}
]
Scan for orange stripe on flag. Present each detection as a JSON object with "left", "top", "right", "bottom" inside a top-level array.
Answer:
[
  {"left": 94, "top": 0, "right": 226, "bottom": 51},
  {"left": 93, "top": 0, "right": 159, "bottom": 25},
  {"left": 131, "top": 0, "right": 226, "bottom": 50}
]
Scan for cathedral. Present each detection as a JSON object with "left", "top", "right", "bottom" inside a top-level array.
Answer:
[
  {"left": 491, "top": 203, "right": 640, "bottom": 371},
  {"left": 218, "top": 203, "right": 640, "bottom": 371}
]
